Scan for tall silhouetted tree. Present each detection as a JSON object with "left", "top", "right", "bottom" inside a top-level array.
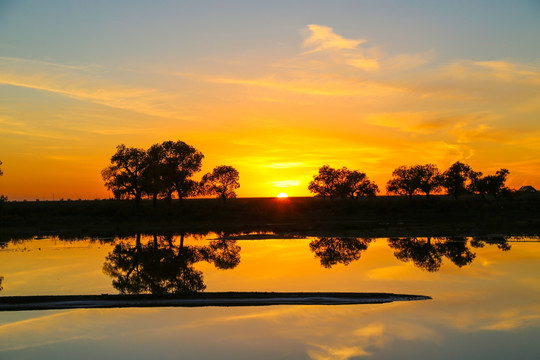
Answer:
[
  {"left": 0, "top": 275, "right": 3, "bottom": 292},
  {"left": 102, "top": 145, "right": 147, "bottom": 208},
  {"left": 414, "top": 164, "right": 442, "bottom": 198},
  {"left": 309, "top": 165, "right": 378, "bottom": 198},
  {"left": 159, "top": 140, "right": 204, "bottom": 202},
  {"left": 200, "top": 165, "right": 240, "bottom": 203},
  {"left": 142, "top": 144, "right": 168, "bottom": 207},
  {"left": 469, "top": 169, "right": 510, "bottom": 199},
  {"left": 439, "top": 161, "right": 477, "bottom": 199},
  {"left": 0, "top": 160, "right": 3, "bottom": 176}
]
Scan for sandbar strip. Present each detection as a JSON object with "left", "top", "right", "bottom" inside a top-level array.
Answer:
[{"left": 0, "top": 292, "right": 431, "bottom": 311}]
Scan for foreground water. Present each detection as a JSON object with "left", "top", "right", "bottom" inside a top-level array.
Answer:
[{"left": 0, "top": 234, "right": 539, "bottom": 359}]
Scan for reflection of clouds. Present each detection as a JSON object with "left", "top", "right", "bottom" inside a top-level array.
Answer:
[
  {"left": 307, "top": 344, "right": 371, "bottom": 359},
  {"left": 306, "top": 318, "right": 437, "bottom": 360}
]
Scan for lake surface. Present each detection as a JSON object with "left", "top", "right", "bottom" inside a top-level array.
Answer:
[{"left": 1, "top": 234, "right": 539, "bottom": 359}]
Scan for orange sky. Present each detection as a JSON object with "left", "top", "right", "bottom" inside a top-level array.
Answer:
[{"left": 1, "top": 2, "right": 539, "bottom": 200}]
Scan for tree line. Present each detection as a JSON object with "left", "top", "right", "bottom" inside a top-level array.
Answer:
[
  {"left": 309, "top": 161, "right": 511, "bottom": 199},
  {"left": 102, "top": 141, "right": 239, "bottom": 207},
  {"left": 102, "top": 141, "right": 513, "bottom": 204}
]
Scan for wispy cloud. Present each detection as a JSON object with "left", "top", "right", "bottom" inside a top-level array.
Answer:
[
  {"left": 303, "top": 24, "right": 366, "bottom": 53},
  {"left": 0, "top": 57, "right": 188, "bottom": 120}
]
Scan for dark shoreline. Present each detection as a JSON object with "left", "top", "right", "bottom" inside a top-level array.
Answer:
[
  {"left": 1, "top": 195, "right": 539, "bottom": 239},
  {"left": 0, "top": 292, "right": 432, "bottom": 311}
]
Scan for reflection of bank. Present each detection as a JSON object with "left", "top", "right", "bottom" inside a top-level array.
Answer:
[{"left": 103, "top": 233, "right": 241, "bottom": 294}]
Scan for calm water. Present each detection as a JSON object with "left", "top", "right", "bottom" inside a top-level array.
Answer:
[{"left": 1, "top": 234, "right": 539, "bottom": 359}]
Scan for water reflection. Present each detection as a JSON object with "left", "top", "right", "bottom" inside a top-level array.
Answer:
[
  {"left": 387, "top": 237, "right": 511, "bottom": 272},
  {"left": 309, "top": 237, "right": 373, "bottom": 268},
  {"left": 102, "top": 233, "right": 241, "bottom": 294}
]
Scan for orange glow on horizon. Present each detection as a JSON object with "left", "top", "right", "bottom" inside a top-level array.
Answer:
[{"left": 277, "top": 192, "right": 288, "bottom": 198}]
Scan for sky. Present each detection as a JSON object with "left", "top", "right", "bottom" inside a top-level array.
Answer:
[{"left": 0, "top": 0, "right": 539, "bottom": 200}]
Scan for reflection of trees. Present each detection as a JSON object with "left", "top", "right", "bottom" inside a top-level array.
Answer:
[
  {"left": 103, "top": 233, "right": 241, "bottom": 294},
  {"left": 470, "top": 237, "right": 511, "bottom": 251},
  {"left": 387, "top": 237, "right": 511, "bottom": 272},
  {"left": 388, "top": 237, "right": 444, "bottom": 272},
  {"left": 309, "top": 237, "right": 373, "bottom": 268}
]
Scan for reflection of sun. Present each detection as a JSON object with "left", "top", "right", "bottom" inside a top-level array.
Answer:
[{"left": 277, "top": 192, "right": 288, "bottom": 198}]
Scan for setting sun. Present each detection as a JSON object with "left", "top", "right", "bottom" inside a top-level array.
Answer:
[{"left": 277, "top": 193, "right": 289, "bottom": 198}]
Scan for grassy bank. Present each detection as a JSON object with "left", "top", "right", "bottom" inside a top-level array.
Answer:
[{"left": 1, "top": 194, "right": 539, "bottom": 238}]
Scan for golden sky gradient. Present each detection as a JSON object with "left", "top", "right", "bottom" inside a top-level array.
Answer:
[{"left": 0, "top": 1, "right": 539, "bottom": 199}]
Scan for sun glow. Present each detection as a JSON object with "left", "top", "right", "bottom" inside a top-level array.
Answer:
[{"left": 277, "top": 192, "right": 288, "bottom": 198}]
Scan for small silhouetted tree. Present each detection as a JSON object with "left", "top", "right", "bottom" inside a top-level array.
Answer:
[
  {"left": 386, "top": 166, "right": 418, "bottom": 198},
  {"left": 102, "top": 145, "right": 147, "bottom": 208},
  {"left": 309, "top": 166, "right": 378, "bottom": 199},
  {"left": 439, "top": 161, "right": 476, "bottom": 199},
  {"left": 0, "top": 275, "right": 3, "bottom": 292},
  {"left": 469, "top": 169, "right": 510, "bottom": 199},
  {"left": 346, "top": 170, "right": 380, "bottom": 198},
  {"left": 0, "top": 160, "right": 6, "bottom": 202},
  {"left": 200, "top": 165, "right": 240, "bottom": 203}
]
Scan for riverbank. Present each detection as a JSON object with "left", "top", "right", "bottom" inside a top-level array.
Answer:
[{"left": 1, "top": 194, "right": 539, "bottom": 239}]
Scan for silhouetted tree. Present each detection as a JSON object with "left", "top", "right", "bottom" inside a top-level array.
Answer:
[
  {"left": 439, "top": 161, "right": 477, "bottom": 199},
  {"left": 102, "top": 145, "right": 147, "bottom": 208},
  {"left": 309, "top": 237, "right": 373, "bottom": 268},
  {"left": 200, "top": 165, "right": 240, "bottom": 203},
  {"left": 386, "top": 164, "right": 441, "bottom": 198},
  {"left": 414, "top": 164, "right": 442, "bottom": 198},
  {"left": 346, "top": 170, "right": 380, "bottom": 198},
  {"left": 469, "top": 169, "right": 510, "bottom": 199},
  {"left": 0, "top": 160, "right": 6, "bottom": 202},
  {"left": 142, "top": 144, "right": 168, "bottom": 207},
  {"left": 309, "top": 165, "right": 342, "bottom": 198},
  {"left": 309, "top": 166, "right": 378, "bottom": 199},
  {"left": 0, "top": 275, "right": 3, "bottom": 292},
  {"left": 159, "top": 141, "right": 204, "bottom": 202}
]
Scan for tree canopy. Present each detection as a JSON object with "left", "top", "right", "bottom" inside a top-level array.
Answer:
[
  {"left": 386, "top": 164, "right": 441, "bottom": 198},
  {"left": 438, "top": 161, "right": 477, "bottom": 199},
  {"left": 200, "top": 165, "right": 240, "bottom": 202},
  {"left": 308, "top": 166, "right": 379, "bottom": 199},
  {"left": 102, "top": 141, "right": 205, "bottom": 207},
  {"left": 469, "top": 169, "right": 510, "bottom": 198}
]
